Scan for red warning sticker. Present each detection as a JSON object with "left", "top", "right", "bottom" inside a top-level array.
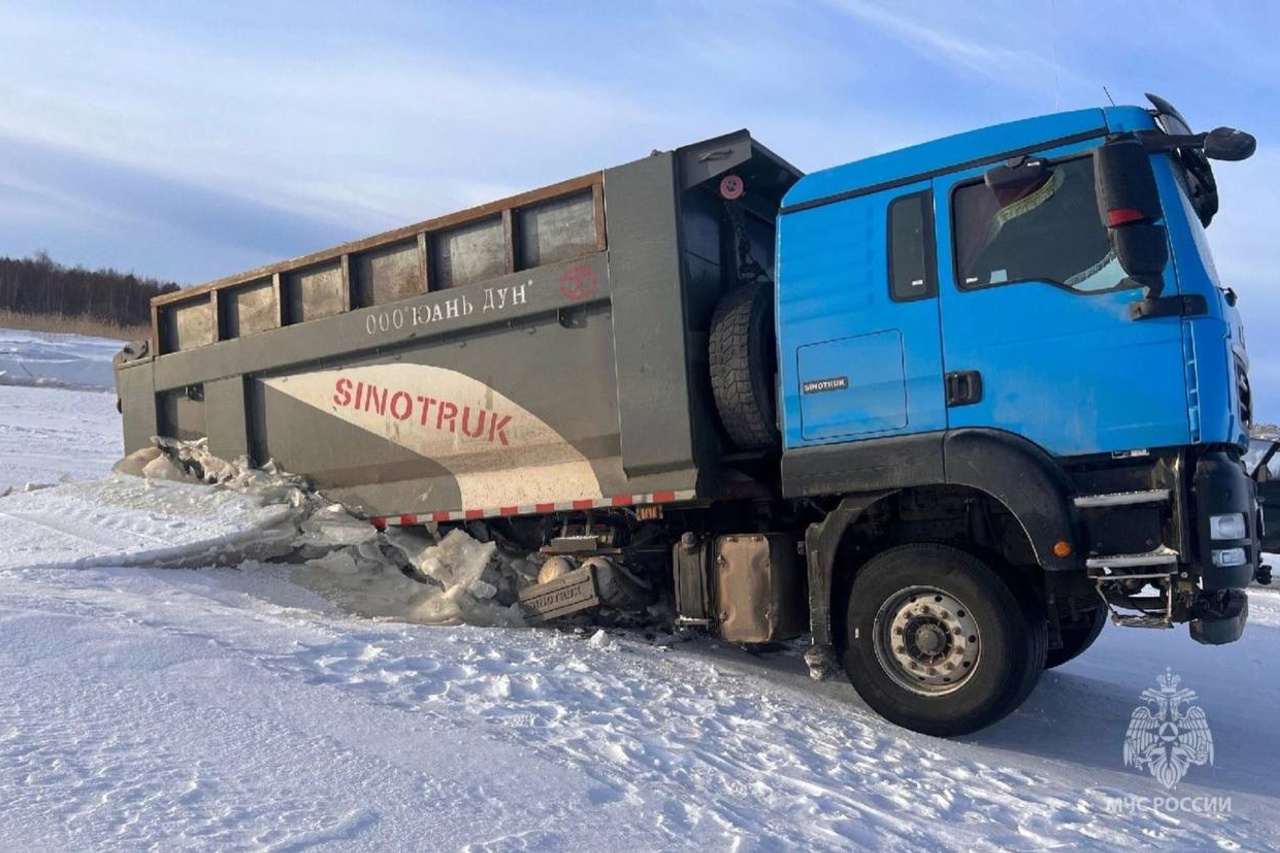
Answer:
[
  {"left": 559, "top": 264, "right": 599, "bottom": 301},
  {"left": 719, "top": 174, "right": 744, "bottom": 200}
]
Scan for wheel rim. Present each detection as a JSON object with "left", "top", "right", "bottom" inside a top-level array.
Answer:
[{"left": 872, "top": 585, "right": 981, "bottom": 696}]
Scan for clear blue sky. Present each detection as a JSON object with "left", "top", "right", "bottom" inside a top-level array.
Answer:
[{"left": 2, "top": 0, "right": 1277, "bottom": 418}]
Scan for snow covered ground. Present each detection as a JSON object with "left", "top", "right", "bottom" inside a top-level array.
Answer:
[
  {"left": 0, "top": 384, "right": 120, "bottom": 491},
  {"left": 0, "top": 328, "right": 121, "bottom": 491},
  {"left": 1, "top": 329, "right": 1279, "bottom": 852}
]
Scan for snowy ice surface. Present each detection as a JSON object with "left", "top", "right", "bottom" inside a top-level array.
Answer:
[
  {"left": 0, "top": 327, "right": 119, "bottom": 391},
  {"left": 0, "top": 475, "right": 299, "bottom": 570},
  {"left": 2, "top": 329, "right": 1279, "bottom": 851}
]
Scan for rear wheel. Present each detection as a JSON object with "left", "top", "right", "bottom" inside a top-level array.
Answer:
[
  {"left": 842, "top": 543, "right": 1047, "bottom": 736},
  {"left": 1045, "top": 607, "right": 1106, "bottom": 669}
]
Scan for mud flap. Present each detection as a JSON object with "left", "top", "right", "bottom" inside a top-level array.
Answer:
[{"left": 518, "top": 565, "right": 602, "bottom": 624}]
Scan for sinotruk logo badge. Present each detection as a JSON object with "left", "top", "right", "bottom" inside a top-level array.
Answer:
[{"left": 1124, "top": 668, "right": 1215, "bottom": 789}]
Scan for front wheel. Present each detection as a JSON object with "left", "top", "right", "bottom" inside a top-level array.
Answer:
[{"left": 842, "top": 544, "right": 1047, "bottom": 737}]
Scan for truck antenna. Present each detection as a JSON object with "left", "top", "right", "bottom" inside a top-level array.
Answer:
[
  {"left": 1103, "top": 85, "right": 1116, "bottom": 107},
  {"left": 1049, "top": 0, "right": 1061, "bottom": 111}
]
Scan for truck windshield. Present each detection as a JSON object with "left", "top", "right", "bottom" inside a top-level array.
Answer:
[{"left": 953, "top": 156, "right": 1124, "bottom": 293}]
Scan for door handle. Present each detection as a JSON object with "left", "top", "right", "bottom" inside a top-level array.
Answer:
[{"left": 945, "top": 370, "right": 983, "bottom": 407}]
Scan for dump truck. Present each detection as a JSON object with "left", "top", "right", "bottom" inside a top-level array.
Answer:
[{"left": 115, "top": 93, "right": 1265, "bottom": 735}]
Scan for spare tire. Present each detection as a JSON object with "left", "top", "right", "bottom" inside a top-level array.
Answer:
[{"left": 709, "top": 283, "right": 778, "bottom": 450}]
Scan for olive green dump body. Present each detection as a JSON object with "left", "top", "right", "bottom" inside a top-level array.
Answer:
[{"left": 115, "top": 132, "right": 800, "bottom": 520}]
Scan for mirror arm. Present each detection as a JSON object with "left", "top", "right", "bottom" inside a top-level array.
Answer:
[
  {"left": 1135, "top": 274, "right": 1163, "bottom": 299},
  {"left": 1134, "top": 128, "right": 1256, "bottom": 162},
  {"left": 1133, "top": 130, "right": 1207, "bottom": 154}
]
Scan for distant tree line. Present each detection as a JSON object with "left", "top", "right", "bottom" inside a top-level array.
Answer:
[{"left": 0, "top": 251, "right": 180, "bottom": 326}]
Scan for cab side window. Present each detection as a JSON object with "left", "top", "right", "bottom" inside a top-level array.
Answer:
[
  {"left": 888, "top": 191, "right": 936, "bottom": 302},
  {"left": 952, "top": 156, "right": 1126, "bottom": 293}
]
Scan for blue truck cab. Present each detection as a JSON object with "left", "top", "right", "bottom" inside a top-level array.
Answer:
[{"left": 771, "top": 95, "right": 1261, "bottom": 734}]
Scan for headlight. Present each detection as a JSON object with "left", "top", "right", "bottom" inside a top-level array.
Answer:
[
  {"left": 1210, "top": 513, "right": 1247, "bottom": 540},
  {"left": 1212, "top": 547, "right": 1247, "bottom": 568}
]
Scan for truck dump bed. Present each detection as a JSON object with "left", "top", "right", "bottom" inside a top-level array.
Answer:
[{"left": 115, "top": 132, "right": 800, "bottom": 521}]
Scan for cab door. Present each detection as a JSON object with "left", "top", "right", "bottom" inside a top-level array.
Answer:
[
  {"left": 931, "top": 142, "right": 1191, "bottom": 457},
  {"left": 777, "top": 180, "right": 946, "bottom": 448},
  {"left": 1248, "top": 440, "right": 1280, "bottom": 551}
]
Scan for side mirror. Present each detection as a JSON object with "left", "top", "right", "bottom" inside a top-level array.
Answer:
[
  {"left": 1094, "top": 135, "right": 1169, "bottom": 296},
  {"left": 1203, "top": 126, "right": 1256, "bottom": 162},
  {"left": 1110, "top": 222, "right": 1168, "bottom": 282}
]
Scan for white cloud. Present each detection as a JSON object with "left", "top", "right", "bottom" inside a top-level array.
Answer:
[
  {"left": 0, "top": 6, "right": 668, "bottom": 234},
  {"left": 819, "top": 0, "right": 1086, "bottom": 95}
]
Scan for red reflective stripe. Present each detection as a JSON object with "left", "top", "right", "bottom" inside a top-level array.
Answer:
[
  {"left": 1107, "top": 207, "right": 1145, "bottom": 226},
  {"left": 370, "top": 517, "right": 387, "bottom": 529},
  {"left": 409, "top": 492, "right": 692, "bottom": 522}
]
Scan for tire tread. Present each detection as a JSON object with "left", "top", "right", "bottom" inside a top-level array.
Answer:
[{"left": 709, "top": 283, "right": 776, "bottom": 449}]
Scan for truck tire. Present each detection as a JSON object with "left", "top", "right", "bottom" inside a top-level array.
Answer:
[
  {"left": 709, "top": 283, "right": 778, "bottom": 450},
  {"left": 1045, "top": 607, "right": 1106, "bottom": 669},
  {"left": 841, "top": 543, "right": 1047, "bottom": 736}
]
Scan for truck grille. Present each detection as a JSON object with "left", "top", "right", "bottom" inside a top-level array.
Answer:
[{"left": 1235, "top": 354, "right": 1252, "bottom": 431}]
